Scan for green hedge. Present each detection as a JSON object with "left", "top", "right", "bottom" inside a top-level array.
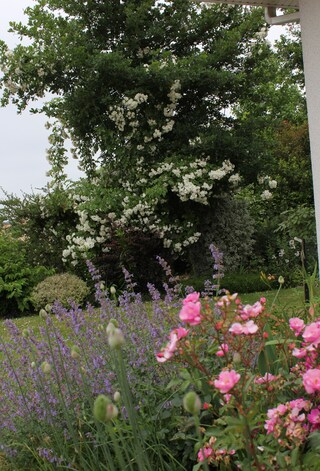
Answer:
[{"left": 181, "top": 272, "right": 279, "bottom": 294}]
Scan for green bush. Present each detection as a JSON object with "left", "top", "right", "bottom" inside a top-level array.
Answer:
[
  {"left": 31, "top": 273, "right": 90, "bottom": 310},
  {"left": 181, "top": 271, "right": 279, "bottom": 294},
  {"left": 221, "top": 272, "right": 278, "bottom": 293},
  {"left": 188, "top": 196, "right": 255, "bottom": 275},
  {"left": 0, "top": 231, "right": 53, "bottom": 317}
]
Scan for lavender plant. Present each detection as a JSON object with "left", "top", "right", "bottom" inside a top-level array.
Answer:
[{"left": 0, "top": 262, "right": 183, "bottom": 470}]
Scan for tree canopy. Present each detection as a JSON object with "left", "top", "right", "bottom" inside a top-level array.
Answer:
[{"left": 0, "top": 1, "right": 308, "bottom": 278}]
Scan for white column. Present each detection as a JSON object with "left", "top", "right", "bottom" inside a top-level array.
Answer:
[{"left": 299, "top": 0, "right": 320, "bottom": 274}]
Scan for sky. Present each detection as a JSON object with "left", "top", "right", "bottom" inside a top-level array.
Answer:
[{"left": 0, "top": 1, "right": 288, "bottom": 197}]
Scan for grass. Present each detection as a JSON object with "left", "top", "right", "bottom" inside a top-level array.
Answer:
[{"left": 0, "top": 284, "right": 317, "bottom": 339}]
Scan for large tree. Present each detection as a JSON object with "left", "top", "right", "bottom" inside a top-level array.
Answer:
[{"left": 0, "top": 1, "right": 305, "bottom": 276}]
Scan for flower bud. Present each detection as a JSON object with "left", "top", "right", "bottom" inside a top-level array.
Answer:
[
  {"left": 39, "top": 309, "right": 48, "bottom": 319},
  {"left": 31, "top": 362, "right": 36, "bottom": 369},
  {"left": 278, "top": 276, "right": 285, "bottom": 285},
  {"left": 45, "top": 304, "right": 52, "bottom": 313},
  {"left": 110, "top": 286, "right": 116, "bottom": 295},
  {"left": 106, "top": 403, "right": 119, "bottom": 420},
  {"left": 106, "top": 318, "right": 119, "bottom": 335},
  {"left": 113, "top": 391, "right": 121, "bottom": 403},
  {"left": 183, "top": 391, "right": 201, "bottom": 415},
  {"left": 41, "top": 361, "right": 51, "bottom": 374},
  {"left": 233, "top": 352, "right": 241, "bottom": 364},
  {"left": 71, "top": 345, "right": 81, "bottom": 359},
  {"left": 93, "top": 394, "right": 111, "bottom": 422},
  {"left": 108, "top": 328, "right": 125, "bottom": 349}
]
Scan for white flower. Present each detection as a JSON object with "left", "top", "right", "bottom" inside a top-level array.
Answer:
[
  {"left": 229, "top": 173, "right": 241, "bottom": 185},
  {"left": 261, "top": 190, "right": 273, "bottom": 200},
  {"left": 269, "top": 180, "right": 277, "bottom": 189},
  {"left": 209, "top": 169, "right": 225, "bottom": 180}
]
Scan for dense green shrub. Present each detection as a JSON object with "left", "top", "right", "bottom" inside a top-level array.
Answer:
[
  {"left": 0, "top": 231, "right": 53, "bottom": 317},
  {"left": 31, "top": 273, "right": 90, "bottom": 310},
  {"left": 0, "top": 187, "right": 78, "bottom": 272},
  {"left": 188, "top": 196, "right": 255, "bottom": 275},
  {"left": 181, "top": 271, "right": 279, "bottom": 294}
]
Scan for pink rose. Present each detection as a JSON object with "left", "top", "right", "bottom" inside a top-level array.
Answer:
[
  {"left": 289, "top": 317, "right": 305, "bottom": 336},
  {"left": 216, "top": 343, "right": 229, "bottom": 357},
  {"left": 229, "top": 323, "right": 243, "bottom": 335},
  {"left": 302, "top": 322, "right": 320, "bottom": 345},
  {"left": 240, "top": 301, "right": 263, "bottom": 319},
  {"left": 308, "top": 407, "right": 320, "bottom": 425},
  {"left": 254, "top": 373, "right": 277, "bottom": 384},
  {"left": 292, "top": 347, "right": 307, "bottom": 358},
  {"left": 289, "top": 398, "right": 311, "bottom": 411},
  {"left": 183, "top": 292, "right": 200, "bottom": 305},
  {"left": 179, "top": 301, "right": 201, "bottom": 325},
  {"left": 175, "top": 327, "right": 190, "bottom": 339},
  {"left": 197, "top": 446, "right": 213, "bottom": 462},
  {"left": 156, "top": 331, "right": 179, "bottom": 363},
  {"left": 303, "top": 368, "right": 320, "bottom": 394},
  {"left": 242, "top": 320, "right": 258, "bottom": 335},
  {"left": 214, "top": 370, "right": 241, "bottom": 394}
]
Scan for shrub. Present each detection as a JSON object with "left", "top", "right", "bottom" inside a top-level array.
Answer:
[
  {"left": 188, "top": 196, "right": 255, "bottom": 275},
  {"left": 0, "top": 230, "right": 53, "bottom": 317},
  {"left": 156, "top": 287, "right": 320, "bottom": 469},
  {"left": 31, "top": 273, "right": 90, "bottom": 310},
  {"left": 181, "top": 272, "right": 279, "bottom": 295}
]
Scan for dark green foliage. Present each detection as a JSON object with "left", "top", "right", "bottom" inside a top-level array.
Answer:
[
  {"left": 181, "top": 271, "right": 278, "bottom": 294},
  {"left": 0, "top": 187, "right": 78, "bottom": 271},
  {"left": 188, "top": 196, "right": 255, "bottom": 275},
  {"left": 31, "top": 273, "right": 90, "bottom": 310},
  {"left": 93, "top": 228, "right": 177, "bottom": 292},
  {"left": 0, "top": 230, "right": 53, "bottom": 317}
]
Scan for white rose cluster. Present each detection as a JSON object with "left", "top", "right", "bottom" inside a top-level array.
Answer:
[
  {"left": 173, "top": 159, "right": 235, "bottom": 205},
  {"left": 107, "top": 81, "right": 181, "bottom": 152},
  {"left": 257, "top": 175, "right": 278, "bottom": 200},
  {"left": 109, "top": 93, "right": 148, "bottom": 134}
]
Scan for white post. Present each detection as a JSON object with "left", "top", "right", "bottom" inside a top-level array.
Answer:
[{"left": 299, "top": 0, "right": 320, "bottom": 275}]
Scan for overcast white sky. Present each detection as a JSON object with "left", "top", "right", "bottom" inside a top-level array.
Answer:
[{"left": 0, "top": 1, "right": 287, "bottom": 197}]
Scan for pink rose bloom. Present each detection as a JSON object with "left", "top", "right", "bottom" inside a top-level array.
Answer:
[
  {"left": 303, "top": 322, "right": 320, "bottom": 345},
  {"left": 276, "top": 404, "right": 288, "bottom": 415},
  {"left": 175, "top": 327, "right": 190, "bottom": 339},
  {"left": 308, "top": 407, "right": 320, "bottom": 426},
  {"left": 292, "top": 347, "right": 307, "bottom": 358},
  {"left": 223, "top": 394, "right": 232, "bottom": 403},
  {"left": 216, "top": 343, "right": 229, "bottom": 357},
  {"left": 215, "top": 293, "right": 237, "bottom": 308},
  {"left": 183, "top": 292, "right": 200, "bottom": 305},
  {"left": 156, "top": 331, "right": 179, "bottom": 363},
  {"left": 303, "top": 368, "right": 320, "bottom": 394},
  {"left": 240, "top": 301, "right": 263, "bottom": 319},
  {"left": 197, "top": 446, "right": 213, "bottom": 462},
  {"left": 254, "top": 373, "right": 277, "bottom": 384},
  {"left": 289, "top": 317, "right": 305, "bottom": 336},
  {"left": 229, "top": 323, "right": 243, "bottom": 335},
  {"left": 242, "top": 320, "right": 258, "bottom": 335},
  {"left": 214, "top": 370, "right": 241, "bottom": 394},
  {"left": 289, "top": 398, "right": 311, "bottom": 411},
  {"left": 179, "top": 301, "right": 201, "bottom": 325}
]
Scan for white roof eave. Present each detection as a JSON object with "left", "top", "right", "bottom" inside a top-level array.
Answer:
[{"left": 202, "top": 0, "right": 299, "bottom": 8}]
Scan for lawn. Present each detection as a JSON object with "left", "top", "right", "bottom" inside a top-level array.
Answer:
[{"left": 0, "top": 284, "right": 314, "bottom": 341}]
